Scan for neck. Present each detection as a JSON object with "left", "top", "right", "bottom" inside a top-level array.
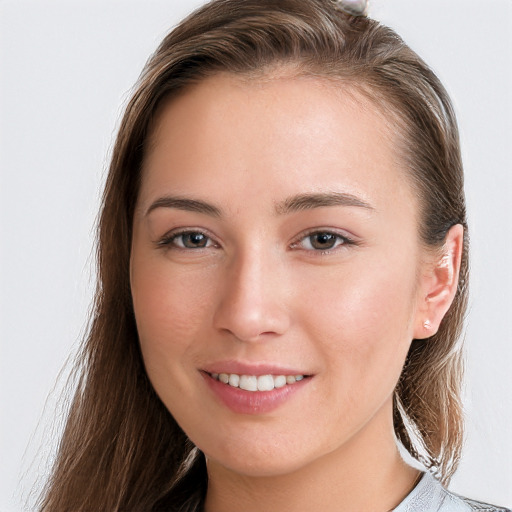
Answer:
[{"left": 204, "top": 403, "right": 421, "bottom": 512}]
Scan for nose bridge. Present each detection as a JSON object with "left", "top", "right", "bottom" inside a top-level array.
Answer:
[{"left": 213, "top": 242, "right": 289, "bottom": 342}]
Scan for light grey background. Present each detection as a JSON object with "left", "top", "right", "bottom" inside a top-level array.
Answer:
[{"left": 1, "top": 1, "right": 511, "bottom": 510}]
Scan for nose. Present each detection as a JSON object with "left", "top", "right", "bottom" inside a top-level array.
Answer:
[{"left": 212, "top": 249, "right": 290, "bottom": 343}]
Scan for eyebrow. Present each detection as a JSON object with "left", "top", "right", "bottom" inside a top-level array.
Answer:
[
  {"left": 275, "top": 192, "right": 374, "bottom": 215},
  {"left": 145, "top": 191, "right": 374, "bottom": 218},
  {"left": 145, "top": 197, "right": 222, "bottom": 218}
]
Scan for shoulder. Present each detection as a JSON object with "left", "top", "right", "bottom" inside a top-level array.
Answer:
[{"left": 394, "top": 472, "right": 511, "bottom": 512}]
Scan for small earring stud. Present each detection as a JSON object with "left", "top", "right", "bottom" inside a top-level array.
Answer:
[{"left": 423, "top": 319, "right": 432, "bottom": 330}]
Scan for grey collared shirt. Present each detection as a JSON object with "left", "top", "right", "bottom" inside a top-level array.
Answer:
[{"left": 394, "top": 472, "right": 511, "bottom": 512}]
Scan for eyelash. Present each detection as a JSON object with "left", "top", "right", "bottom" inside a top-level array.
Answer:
[
  {"left": 157, "top": 229, "right": 218, "bottom": 250},
  {"left": 289, "top": 229, "right": 357, "bottom": 256},
  {"left": 157, "top": 228, "right": 357, "bottom": 254}
]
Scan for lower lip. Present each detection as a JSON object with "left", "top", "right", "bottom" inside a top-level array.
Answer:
[{"left": 202, "top": 372, "right": 310, "bottom": 415}]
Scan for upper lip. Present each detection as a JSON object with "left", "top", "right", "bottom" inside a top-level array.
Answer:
[{"left": 201, "top": 360, "right": 310, "bottom": 376}]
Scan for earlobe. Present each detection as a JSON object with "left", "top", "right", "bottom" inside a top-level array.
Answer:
[{"left": 414, "top": 224, "right": 464, "bottom": 339}]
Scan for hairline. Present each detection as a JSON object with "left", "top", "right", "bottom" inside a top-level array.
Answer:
[{"left": 141, "top": 62, "right": 422, "bottom": 218}]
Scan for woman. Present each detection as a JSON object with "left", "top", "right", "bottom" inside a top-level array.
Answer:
[{"left": 38, "top": 0, "right": 510, "bottom": 510}]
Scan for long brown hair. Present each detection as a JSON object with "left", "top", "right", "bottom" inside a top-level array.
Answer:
[{"left": 39, "top": 0, "right": 468, "bottom": 510}]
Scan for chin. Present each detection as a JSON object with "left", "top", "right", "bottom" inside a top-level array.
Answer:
[
  {"left": 206, "top": 450, "right": 312, "bottom": 478},
  {"left": 198, "top": 429, "right": 328, "bottom": 479}
]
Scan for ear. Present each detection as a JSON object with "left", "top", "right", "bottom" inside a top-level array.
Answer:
[{"left": 413, "top": 224, "right": 464, "bottom": 339}]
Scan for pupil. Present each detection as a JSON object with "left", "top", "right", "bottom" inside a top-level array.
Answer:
[
  {"left": 312, "top": 233, "right": 336, "bottom": 249},
  {"left": 185, "top": 233, "right": 207, "bottom": 247}
]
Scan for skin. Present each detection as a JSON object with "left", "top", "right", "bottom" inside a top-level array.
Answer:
[{"left": 130, "top": 72, "right": 463, "bottom": 511}]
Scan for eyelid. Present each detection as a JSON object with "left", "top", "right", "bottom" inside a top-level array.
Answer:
[
  {"left": 156, "top": 227, "right": 220, "bottom": 249},
  {"left": 290, "top": 228, "right": 358, "bottom": 253},
  {"left": 155, "top": 226, "right": 358, "bottom": 253}
]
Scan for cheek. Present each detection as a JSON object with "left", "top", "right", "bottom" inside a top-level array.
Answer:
[
  {"left": 130, "top": 256, "right": 218, "bottom": 371},
  {"left": 299, "top": 255, "right": 417, "bottom": 331},
  {"left": 296, "top": 256, "right": 418, "bottom": 399}
]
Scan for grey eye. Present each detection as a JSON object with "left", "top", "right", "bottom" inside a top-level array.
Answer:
[{"left": 176, "top": 232, "right": 211, "bottom": 248}]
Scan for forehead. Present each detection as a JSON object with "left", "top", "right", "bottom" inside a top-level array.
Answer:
[{"left": 140, "top": 72, "right": 416, "bottom": 220}]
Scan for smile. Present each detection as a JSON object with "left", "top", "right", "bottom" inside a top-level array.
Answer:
[
  {"left": 203, "top": 369, "right": 312, "bottom": 414},
  {"left": 210, "top": 372, "right": 305, "bottom": 392}
]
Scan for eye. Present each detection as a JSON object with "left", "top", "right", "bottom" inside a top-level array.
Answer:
[
  {"left": 159, "top": 230, "right": 215, "bottom": 249},
  {"left": 293, "top": 230, "right": 354, "bottom": 252}
]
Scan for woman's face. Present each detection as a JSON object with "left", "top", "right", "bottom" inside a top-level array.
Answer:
[{"left": 130, "top": 73, "right": 432, "bottom": 477}]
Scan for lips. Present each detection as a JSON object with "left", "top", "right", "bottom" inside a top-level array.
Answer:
[
  {"left": 201, "top": 362, "right": 312, "bottom": 414},
  {"left": 209, "top": 372, "right": 305, "bottom": 391}
]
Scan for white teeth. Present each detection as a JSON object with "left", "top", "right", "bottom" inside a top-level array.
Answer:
[
  {"left": 274, "top": 375, "right": 287, "bottom": 388},
  {"left": 239, "top": 375, "right": 258, "bottom": 391},
  {"left": 228, "top": 374, "right": 240, "bottom": 387},
  {"left": 211, "top": 372, "right": 306, "bottom": 391},
  {"left": 257, "top": 375, "right": 274, "bottom": 391}
]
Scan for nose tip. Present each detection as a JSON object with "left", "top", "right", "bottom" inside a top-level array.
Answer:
[
  {"left": 213, "top": 289, "right": 290, "bottom": 343},
  {"left": 212, "top": 257, "right": 290, "bottom": 343}
]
